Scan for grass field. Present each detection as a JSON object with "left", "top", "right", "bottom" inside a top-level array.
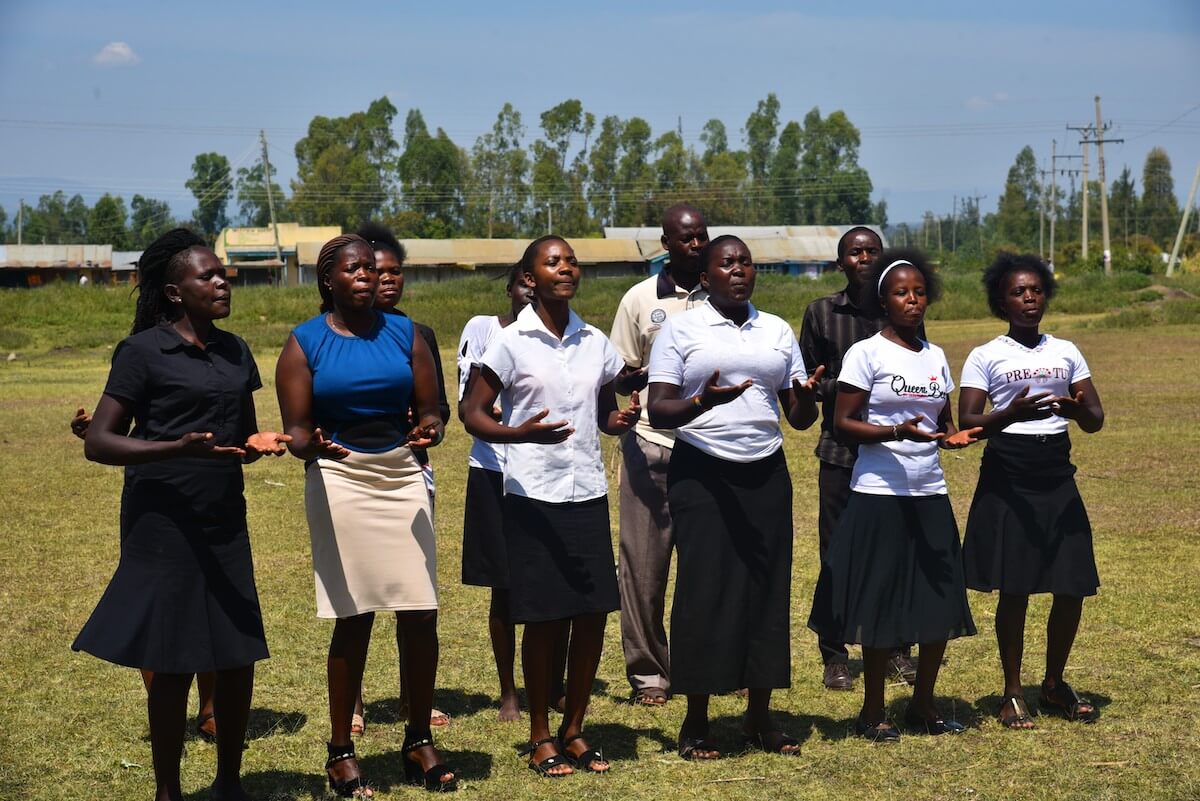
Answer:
[{"left": 1, "top": 275, "right": 1199, "bottom": 800}]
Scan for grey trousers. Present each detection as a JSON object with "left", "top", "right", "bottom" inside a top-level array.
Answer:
[{"left": 618, "top": 432, "right": 674, "bottom": 694}]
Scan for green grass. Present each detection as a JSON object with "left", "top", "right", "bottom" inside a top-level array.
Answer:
[{"left": 1, "top": 282, "right": 1199, "bottom": 800}]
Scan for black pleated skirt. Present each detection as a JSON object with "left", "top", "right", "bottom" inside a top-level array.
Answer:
[
  {"left": 807, "top": 492, "right": 976, "bottom": 650},
  {"left": 668, "top": 440, "right": 793, "bottom": 695},
  {"left": 72, "top": 464, "right": 269, "bottom": 673},
  {"left": 461, "top": 467, "right": 508, "bottom": 588},
  {"left": 503, "top": 493, "right": 619, "bottom": 624},
  {"left": 962, "top": 432, "right": 1099, "bottom": 597}
]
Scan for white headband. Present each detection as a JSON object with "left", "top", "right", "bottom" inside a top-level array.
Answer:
[{"left": 877, "top": 259, "right": 915, "bottom": 294}]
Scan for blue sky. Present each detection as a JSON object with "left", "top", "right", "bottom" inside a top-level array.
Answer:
[{"left": 2, "top": 0, "right": 1197, "bottom": 227}]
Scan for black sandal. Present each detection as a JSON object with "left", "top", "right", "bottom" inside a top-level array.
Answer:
[
  {"left": 517, "top": 737, "right": 571, "bottom": 778},
  {"left": 997, "top": 694, "right": 1035, "bottom": 729},
  {"left": 742, "top": 730, "right": 801, "bottom": 755},
  {"left": 1040, "top": 680, "right": 1098, "bottom": 723},
  {"left": 325, "top": 742, "right": 372, "bottom": 798},
  {"left": 195, "top": 712, "right": 216, "bottom": 744},
  {"left": 557, "top": 731, "right": 609, "bottom": 773},
  {"left": 402, "top": 726, "right": 456, "bottom": 792}
]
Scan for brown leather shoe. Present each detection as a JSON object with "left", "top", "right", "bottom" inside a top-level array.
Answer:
[
  {"left": 823, "top": 662, "right": 853, "bottom": 690},
  {"left": 887, "top": 653, "right": 918, "bottom": 685}
]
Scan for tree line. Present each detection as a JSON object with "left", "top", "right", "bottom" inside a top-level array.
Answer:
[{"left": 1, "top": 94, "right": 1194, "bottom": 273}]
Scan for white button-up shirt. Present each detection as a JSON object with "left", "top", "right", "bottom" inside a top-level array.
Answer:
[
  {"left": 648, "top": 300, "right": 807, "bottom": 463},
  {"left": 480, "top": 304, "right": 624, "bottom": 503}
]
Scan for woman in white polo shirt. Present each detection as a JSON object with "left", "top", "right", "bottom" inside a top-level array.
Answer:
[
  {"left": 463, "top": 235, "right": 640, "bottom": 777},
  {"left": 647, "top": 235, "right": 821, "bottom": 760},
  {"left": 959, "top": 252, "right": 1105, "bottom": 729},
  {"left": 806, "top": 248, "right": 981, "bottom": 743}
]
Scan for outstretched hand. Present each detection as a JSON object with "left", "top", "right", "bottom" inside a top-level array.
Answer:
[
  {"left": 177, "top": 431, "right": 246, "bottom": 460},
  {"left": 311, "top": 427, "right": 350, "bottom": 460},
  {"left": 894, "top": 415, "right": 944, "bottom": 443},
  {"left": 245, "top": 431, "right": 292, "bottom": 457},
  {"left": 1008, "top": 386, "right": 1055, "bottom": 422},
  {"left": 942, "top": 426, "right": 983, "bottom": 449},
  {"left": 699, "top": 370, "right": 753, "bottom": 409},
  {"left": 514, "top": 409, "right": 574, "bottom": 444},
  {"left": 792, "top": 365, "right": 826, "bottom": 396},
  {"left": 1049, "top": 391, "right": 1086, "bottom": 419},
  {"left": 612, "top": 390, "right": 642, "bottom": 432},
  {"left": 70, "top": 407, "right": 91, "bottom": 440}
]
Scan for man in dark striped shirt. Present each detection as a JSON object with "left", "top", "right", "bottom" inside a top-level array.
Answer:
[{"left": 800, "top": 226, "right": 919, "bottom": 691}]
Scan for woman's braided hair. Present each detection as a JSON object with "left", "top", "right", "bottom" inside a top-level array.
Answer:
[
  {"left": 316, "top": 234, "right": 371, "bottom": 313},
  {"left": 131, "top": 228, "right": 207, "bottom": 335}
]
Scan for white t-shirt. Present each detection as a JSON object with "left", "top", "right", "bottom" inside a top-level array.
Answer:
[
  {"left": 839, "top": 333, "right": 955, "bottom": 496},
  {"left": 647, "top": 300, "right": 807, "bottom": 463},
  {"left": 480, "top": 304, "right": 624, "bottom": 503},
  {"left": 959, "top": 334, "right": 1092, "bottom": 436},
  {"left": 609, "top": 273, "right": 706, "bottom": 448},
  {"left": 457, "top": 314, "right": 505, "bottom": 472}
]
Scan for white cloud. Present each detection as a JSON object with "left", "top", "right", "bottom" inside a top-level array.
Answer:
[
  {"left": 965, "top": 92, "right": 1010, "bottom": 112},
  {"left": 93, "top": 42, "right": 140, "bottom": 67}
]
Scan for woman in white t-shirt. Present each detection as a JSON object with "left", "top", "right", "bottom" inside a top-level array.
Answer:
[
  {"left": 807, "top": 249, "right": 981, "bottom": 743},
  {"left": 463, "top": 236, "right": 640, "bottom": 777},
  {"left": 456, "top": 262, "right": 535, "bottom": 723},
  {"left": 647, "top": 235, "right": 821, "bottom": 760},
  {"left": 958, "top": 252, "right": 1105, "bottom": 729}
]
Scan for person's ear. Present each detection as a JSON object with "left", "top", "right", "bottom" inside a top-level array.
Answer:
[{"left": 164, "top": 282, "right": 183, "bottom": 305}]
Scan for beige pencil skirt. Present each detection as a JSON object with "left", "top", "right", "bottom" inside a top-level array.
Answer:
[{"left": 304, "top": 445, "right": 438, "bottom": 618}]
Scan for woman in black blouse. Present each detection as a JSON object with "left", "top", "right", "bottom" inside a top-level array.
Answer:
[{"left": 72, "top": 229, "right": 289, "bottom": 801}]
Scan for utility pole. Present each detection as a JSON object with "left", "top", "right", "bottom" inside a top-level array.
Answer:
[
  {"left": 16, "top": 199, "right": 22, "bottom": 245},
  {"left": 951, "top": 195, "right": 957, "bottom": 251},
  {"left": 547, "top": 201, "right": 553, "bottom": 235},
  {"left": 966, "top": 192, "right": 987, "bottom": 253},
  {"left": 1092, "top": 97, "right": 1123, "bottom": 274},
  {"left": 1049, "top": 140, "right": 1081, "bottom": 265},
  {"left": 1038, "top": 160, "right": 1051, "bottom": 258},
  {"left": 1166, "top": 162, "right": 1200, "bottom": 277},
  {"left": 259, "top": 130, "right": 284, "bottom": 284}
]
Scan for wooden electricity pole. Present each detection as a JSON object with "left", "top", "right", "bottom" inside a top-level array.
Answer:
[
  {"left": 1166, "top": 162, "right": 1200, "bottom": 277},
  {"left": 259, "top": 130, "right": 284, "bottom": 284}
]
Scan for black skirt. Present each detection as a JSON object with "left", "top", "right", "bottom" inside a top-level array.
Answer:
[
  {"left": 807, "top": 492, "right": 976, "bottom": 650},
  {"left": 962, "top": 432, "right": 1099, "bottom": 597},
  {"left": 668, "top": 440, "right": 793, "bottom": 695},
  {"left": 503, "top": 494, "right": 620, "bottom": 624},
  {"left": 72, "top": 462, "right": 269, "bottom": 673},
  {"left": 461, "top": 467, "right": 508, "bottom": 588}
]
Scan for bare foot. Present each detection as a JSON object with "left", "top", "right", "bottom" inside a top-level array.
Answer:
[{"left": 498, "top": 694, "right": 521, "bottom": 722}]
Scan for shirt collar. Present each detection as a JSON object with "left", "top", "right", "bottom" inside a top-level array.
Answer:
[
  {"left": 699, "top": 298, "right": 760, "bottom": 329},
  {"left": 515, "top": 303, "right": 587, "bottom": 341},
  {"left": 153, "top": 322, "right": 222, "bottom": 353},
  {"left": 831, "top": 286, "right": 860, "bottom": 309}
]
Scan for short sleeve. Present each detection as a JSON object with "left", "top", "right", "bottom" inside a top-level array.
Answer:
[
  {"left": 600, "top": 334, "right": 624, "bottom": 384},
  {"left": 938, "top": 349, "right": 956, "bottom": 395},
  {"left": 103, "top": 339, "right": 150, "bottom": 403},
  {"left": 456, "top": 318, "right": 481, "bottom": 401},
  {"left": 797, "top": 302, "right": 822, "bottom": 377},
  {"left": 480, "top": 335, "right": 517, "bottom": 389},
  {"left": 781, "top": 327, "right": 807, "bottom": 390},
  {"left": 647, "top": 319, "right": 683, "bottom": 386},
  {"left": 609, "top": 291, "right": 642, "bottom": 367},
  {"left": 837, "top": 340, "right": 874, "bottom": 392},
  {"left": 1065, "top": 341, "right": 1092, "bottom": 383},
  {"left": 959, "top": 345, "right": 990, "bottom": 391}
]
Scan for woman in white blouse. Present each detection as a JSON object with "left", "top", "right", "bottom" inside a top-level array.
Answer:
[
  {"left": 463, "top": 236, "right": 640, "bottom": 777},
  {"left": 807, "top": 248, "right": 981, "bottom": 743},
  {"left": 647, "top": 235, "right": 821, "bottom": 760},
  {"left": 958, "top": 252, "right": 1104, "bottom": 729}
]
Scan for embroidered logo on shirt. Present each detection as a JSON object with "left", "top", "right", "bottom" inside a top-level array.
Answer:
[{"left": 650, "top": 308, "right": 666, "bottom": 324}]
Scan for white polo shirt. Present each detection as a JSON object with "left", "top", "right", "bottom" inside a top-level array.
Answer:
[
  {"left": 480, "top": 304, "right": 624, "bottom": 503},
  {"left": 457, "top": 314, "right": 505, "bottom": 472},
  {"left": 609, "top": 271, "right": 706, "bottom": 449},
  {"left": 647, "top": 300, "right": 807, "bottom": 463},
  {"left": 959, "top": 334, "right": 1091, "bottom": 436}
]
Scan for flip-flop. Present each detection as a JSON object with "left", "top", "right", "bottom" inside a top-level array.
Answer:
[
  {"left": 1040, "top": 680, "right": 1098, "bottom": 723},
  {"left": 997, "top": 694, "right": 1035, "bottom": 730},
  {"left": 632, "top": 688, "right": 668, "bottom": 706},
  {"left": 742, "top": 730, "right": 801, "bottom": 755},
  {"left": 678, "top": 735, "right": 722, "bottom": 761}
]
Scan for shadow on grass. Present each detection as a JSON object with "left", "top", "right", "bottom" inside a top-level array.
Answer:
[
  {"left": 182, "top": 769, "right": 324, "bottom": 801},
  {"left": 363, "top": 687, "right": 496, "bottom": 724},
  {"left": 359, "top": 747, "right": 494, "bottom": 787},
  {"left": 976, "top": 687, "right": 1113, "bottom": 723},
  {"left": 708, "top": 708, "right": 845, "bottom": 750},
  {"left": 885, "top": 695, "right": 982, "bottom": 732},
  {"left": 149, "top": 708, "right": 308, "bottom": 744}
]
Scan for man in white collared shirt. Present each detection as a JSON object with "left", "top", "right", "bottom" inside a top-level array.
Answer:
[{"left": 608, "top": 203, "right": 708, "bottom": 705}]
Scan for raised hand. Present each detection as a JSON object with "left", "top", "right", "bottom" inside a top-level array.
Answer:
[
  {"left": 792, "top": 365, "right": 826, "bottom": 396},
  {"left": 70, "top": 407, "right": 91, "bottom": 440},
  {"left": 177, "top": 431, "right": 246, "bottom": 460},
  {"left": 942, "top": 426, "right": 983, "bottom": 449},
  {"left": 1049, "top": 391, "right": 1086, "bottom": 419},
  {"left": 699, "top": 369, "right": 753, "bottom": 409},
  {"left": 894, "top": 415, "right": 944, "bottom": 443},
  {"left": 514, "top": 409, "right": 574, "bottom": 444},
  {"left": 245, "top": 431, "right": 292, "bottom": 457},
  {"left": 612, "top": 390, "right": 642, "bottom": 432},
  {"left": 1008, "top": 386, "right": 1055, "bottom": 422},
  {"left": 311, "top": 427, "right": 351, "bottom": 460}
]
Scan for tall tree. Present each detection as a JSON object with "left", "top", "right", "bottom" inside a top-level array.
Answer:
[
  {"left": 744, "top": 94, "right": 781, "bottom": 220},
  {"left": 587, "top": 116, "right": 624, "bottom": 227},
  {"left": 647, "top": 130, "right": 694, "bottom": 222},
  {"left": 994, "top": 145, "right": 1040, "bottom": 248},
  {"left": 186, "top": 153, "right": 232, "bottom": 238},
  {"left": 469, "top": 103, "right": 529, "bottom": 237},
  {"left": 614, "top": 117, "right": 654, "bottom": 226},
  {"left": 530, "top": 99, "right": 594, "bottom": 236},
  {"left": 21, "top": 191, "right": 85, "bottom": 243},
  {"left": 0, "top": 205, "right": 6, "bottom": 242},
  {"left": 129, "top": 195, "right": 175, "bottom": 248},
  {"left": 700, "top": 119, "right": 729, "bottom": 159},
  {"left": 291, "top": 97, "right": 398, "bottom": 230},
  {"left": 770, "top": 121, "right": 803, "bottom": 223},
  {"left": 796, "top": 108, "right": 872, "bottom": 225},
  {"left": 1141, "top": 147, "right": 1179, "bottom": 248},
  {"left": 88, "top": 193, "right": 128, "bottom": 248},
  {"left": 1109, "top": 166, "right": 1137, "bottom": 247},
  {"left": 235, "top": 162, "right": 288, "bottom": 227},
  {"left": 395, "top": 109, "right": 469, "bottom": 238}
]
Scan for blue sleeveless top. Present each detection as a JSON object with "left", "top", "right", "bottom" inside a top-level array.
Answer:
[{"left": 292, "top": 311, "right": 415, "bottom": 452}]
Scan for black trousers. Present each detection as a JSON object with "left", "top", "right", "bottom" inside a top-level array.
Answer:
[{"left": 815, "top": 461, "right": 910, "bottom": 664}]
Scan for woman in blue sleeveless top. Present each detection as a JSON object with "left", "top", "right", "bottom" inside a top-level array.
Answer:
[{"left": 276, "top": 235, "right": 455, "bottom": 794}]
